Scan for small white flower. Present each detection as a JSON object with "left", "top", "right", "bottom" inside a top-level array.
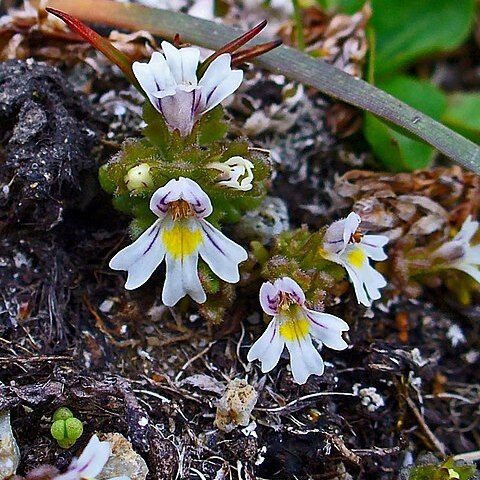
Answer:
[
  {"left": 53, "top": 435, "right": 129, "bottom": 480},
  {"left": 432, "top": 215, "right": 480, "bottom": 284},
  {"left": 247, "top": 277, "right": 349, "bottom": 384},
  {"left": 132, "top": 41, "right": 243, "bottom": 136},
  {"left": 110, "top": 177, "right": 248, "bottom": 306},
  {"left": 322, "top": 212, "right": 388, "bottom": 307},
  {"left": 208, "top": 156, "right": 255, "bottom": 191}
]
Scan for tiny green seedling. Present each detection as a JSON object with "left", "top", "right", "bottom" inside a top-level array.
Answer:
[{"left": 50, "top": 407, "right": 83, "bottom": 449}]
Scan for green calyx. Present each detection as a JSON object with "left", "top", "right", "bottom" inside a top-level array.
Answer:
[
  {"left": 256, "top": 228, "right": 349, "bottom": 304},
  {"left": 99, "top": 103, "right": 271, "bottom": 237},
  {"left": 51, "top": 407, "right": 83, "bottom": 449}
]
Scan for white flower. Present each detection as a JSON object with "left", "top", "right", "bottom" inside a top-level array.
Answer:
[
  {"left": 109, "top": 177, "right": 248, "bottom": 306},
  {"left": 432, "top": 215, "right": 480, "bottom": 284},
  {"left": 53, "top": 435, "right": 129, "bottom": 480},
  {"left": 208, "top": 156, "right": 254, "bottom": 191},
  {"left": 247, "top": 277, "right": 349, "bottom": 384},
  {"left": 132, "top": 41, "right": 243, "bottom": 136},
  {"left": 322, "top": 212, "right": 388, "bottom": 307}
]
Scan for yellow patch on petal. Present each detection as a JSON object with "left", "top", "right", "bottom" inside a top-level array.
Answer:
[
  {"left": 279, "top": 318, "right": 310, "bottom": 342},
  {"left": 346, "top": 247, "right": 366, "bottom": 269},
  {"left": 162, "top": 223, "right": 203, "bottom": 259}
]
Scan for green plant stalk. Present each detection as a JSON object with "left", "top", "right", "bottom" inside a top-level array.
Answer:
[
  {"left": 46, "top": 0, "right": 480, "bottom": 174},
  {"left": 291, "top": 0, "right": 305, "bottom": 51}
]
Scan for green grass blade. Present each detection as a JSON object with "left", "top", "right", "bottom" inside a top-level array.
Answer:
[{"left": 46, "top": 0, "right": 480, "bottom": 174}]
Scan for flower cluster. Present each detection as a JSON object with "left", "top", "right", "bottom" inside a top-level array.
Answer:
[{"left": 106, "top": 37, "right": 391, "bottom": 383}]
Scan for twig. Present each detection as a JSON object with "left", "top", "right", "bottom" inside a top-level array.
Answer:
[
  {"left": 0, "top": 355, "right": 73, "bottom": 364},
  {"left": 405, "top": 396, "right": 446, "bottom": 456},
  {"left": 236, "top": 322, "right": 249, "bottom": 373},
  {"left": 82, "top": 294, "right": 140, "bottom": 348},
  {"left": 255, "top": 392, "right": 355, "bottom": 413},
  {"left": 325, "top": 433, "right": 361, "bottom": 466},
  {"left": 175, "top": 342, "right": 216, "bottom": 382},
  {"left": 424, "top": 392, "right": 475, "bottom": 404},
  {"left": 453, "top": 450, "right": 480, "bottom": 463}
]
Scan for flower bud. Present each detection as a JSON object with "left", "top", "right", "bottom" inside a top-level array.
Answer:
[
  {"left": 124, "top": 163, "right": 154, "bottom": 193},
  {"left": 208, "top": 156, "right": 254, "bottom": 191}
]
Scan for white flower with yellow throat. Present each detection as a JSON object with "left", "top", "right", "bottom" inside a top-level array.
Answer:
[
  {"left": 247, "top": 277, "right": 349, "bottom": 384},
  {"left": 321, "top": 212, "right": 388, "bottom": 307},
  {"left": 109, "top": 177, "right": 248, "bottom": 306},
  {"left": 132, "top": 41, "right": 243, "bottom": 136}
]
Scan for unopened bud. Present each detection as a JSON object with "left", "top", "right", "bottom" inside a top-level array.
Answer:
[{"left": 125, "top": 164, "right": 154, "bottom": 193}]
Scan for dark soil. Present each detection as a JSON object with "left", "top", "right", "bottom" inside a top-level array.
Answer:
[{"left": 0, "top": 20, "right": 479, "bottom": 480}]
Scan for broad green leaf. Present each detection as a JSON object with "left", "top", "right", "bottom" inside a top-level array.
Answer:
[
  {"left": 442, "top": 92, "right": 480, "bottom": 143},
  {"left": 364, "top": 76, "right": 447, "bottom": 171},
  {"left": 314, "top": 0, "right": 364, "bottom": 13},
  {"left": 371, "top": 0, "right": 475, "bottom": 76}
]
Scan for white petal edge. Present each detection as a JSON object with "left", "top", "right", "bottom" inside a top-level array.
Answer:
[
  {"left": 247, "top": 318, "right": 285, "bottom": 373},
  {"left": 306, "top": 309, "right": 349, "bottom": 350},
  {"left": 456, "top": 215, "right": 478, "bottom": 243},
  {"left": 360, "top": 243, "right": 388, "bottom": 262},
  {"left": 198, "top": 53, "right": 232, "bottom": 92},
  {"left": 198, "top": 220, "right": 248, "bottom": 283},
  {"left": 362, "top": 234, "right": 389, "bottom": 249},
  {"left": 109, "top": 220, "right": 166, "bottom": 290},
  {"left": 199, "top": 54, "right": 243, "bottom": 111},
  {"left": 273, "top": 277, "right": 306, "bottom": 305},
  {"left": 360, "top": 264, "right": 387, "bottom": 301},
  {"left": 74, "top": 435, "right": 110, "bottom": 478},
  {"left": 176, "top": 177, "right": 213, "bottom": 218},
  {"left": 150, "top": 179, "right": 182, "bottom": 217},
  {"left": 161, "top": 41, "right": 200, "bottom": 86},
  {"left": 343, "top": 262, "right": 371, "bottom": 306},
  {"left": 146, "top": 51, "right": 177, "bottom": 93},
  {"left": 203, "top": 70, "right": 244, "bottom": 112},
  {"left": 149, "top": 177, "right": 213, "bottom": 219},
  {"left": 455, "top": 264, "right": 480, "bottom": 284},
  {"left": 132, "top": 61, "right": 158, "bottom": 100},
  {"left": 343, "top": 212, "right": 361, "bottom": 245},
  {"left": 162, "top": 252, "right": 206, "bottom": 306},
  {"left": 465, "top": 244, "right": 480, "bottom": 264},
  {"left": 286, "top": 336, "right": 325, "bottom": 384},
  {"left": 259, "top": 281, "right": 280, "bottom": 315}
]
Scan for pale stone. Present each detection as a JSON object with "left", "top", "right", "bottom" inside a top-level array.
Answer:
[
  {"left": 214, "top": 379, "right": 258, "bottom": 433},
  {"left": 0, "top": 411, "right": 20, "bottom": 480},
  {"left": 98, "top": 433, "right": 148, "bottom": 480}
]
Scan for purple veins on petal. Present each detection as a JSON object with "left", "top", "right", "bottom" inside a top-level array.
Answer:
[{"left": 143, "top": 225, "right": 160, "bottom": 255}]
